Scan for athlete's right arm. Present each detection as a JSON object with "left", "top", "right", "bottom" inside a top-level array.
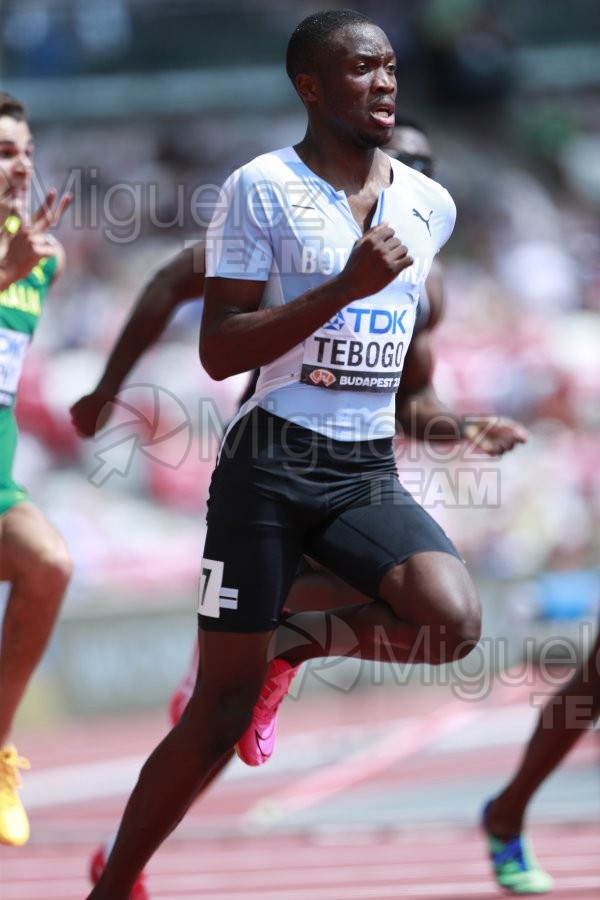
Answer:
[
  {"left": 201, "top": 224, "right": 412, "bottom": 380},
  {"left": 70, "top": 243, "right": 205, "bottom": 437}
]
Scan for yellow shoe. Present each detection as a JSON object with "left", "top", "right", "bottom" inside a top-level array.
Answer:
[{"left": 0, "top": 745, "right": 31, "bottom": 846}]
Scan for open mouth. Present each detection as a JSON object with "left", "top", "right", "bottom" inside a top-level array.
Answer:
[{"left": 369, "top": 104, "right": 395, "bottom": 128}]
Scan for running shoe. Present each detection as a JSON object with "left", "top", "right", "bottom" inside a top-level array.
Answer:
[
  {"left": 89, "top": 838, "right": 149, "bottom": 900},
  {"left": 482, "top": 801, "right": 554, "bottom": 894},
  {"left": 168, "top": 638, "right": 199, "bottom": 725},
  {"left": 235, "top": 658, "right": 299, "bottom": 766},
  {"left": 0, "top": 745, "right": 30, "bottom": 846}
]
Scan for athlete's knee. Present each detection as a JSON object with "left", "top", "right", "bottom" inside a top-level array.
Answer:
[
  {"left": 40, "top": 540, "right": 73, "bottom": 589},
  {"left": 436, "top": 588, "right": 481, "bottom": 663},
  {"left": 192, "top": 684, "right": 258, "bottom": 755},
  {"left": 382, "top": 555, "right": 481, "bottom": 664},
  {"left": 208, "top": 700, "right": 255, "bottom": 756},
  {"left": 34, "top": 539, "right": 73, "bottom": 594},
  {"left": 432, "top": 577, "right": 481, "bottom": 663}
]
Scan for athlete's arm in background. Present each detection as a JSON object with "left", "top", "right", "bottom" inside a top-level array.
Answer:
[
  {"left": 0, "top": 190, "right": 70, "bottom": 289},
  {"left": 395, "top": 262, "right": 528, "bottom": 457},
  {"left": 70, "top": 243, "right": 205, "bottom": 437}
]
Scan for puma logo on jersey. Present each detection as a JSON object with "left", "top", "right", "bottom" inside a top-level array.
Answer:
[{"left": 412, "top": 208, "right": 433, "bottom": 235}]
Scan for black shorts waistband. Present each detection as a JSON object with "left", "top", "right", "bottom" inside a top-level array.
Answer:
[{"left": 223, "top": 406, "right": 394, "bottom": 464}]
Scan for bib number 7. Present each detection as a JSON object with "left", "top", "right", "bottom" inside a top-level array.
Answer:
[{"left": 198, "top": 558, "right": 224, "bottom": 618}]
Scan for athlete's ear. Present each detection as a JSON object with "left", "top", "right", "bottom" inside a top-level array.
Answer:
[{"left": 295, "top": 73, "right": 319, "bottom": 105}]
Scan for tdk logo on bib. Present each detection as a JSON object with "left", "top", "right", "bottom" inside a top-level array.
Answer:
[
  {"left": 346, "top": 307, "right": 408, "bottom": 334},
  {"left": 323, "top": 312, "right": 346, "bottom": 331},
  {"left": 323, "top": 307, "right": 408, "bottom": 335}
]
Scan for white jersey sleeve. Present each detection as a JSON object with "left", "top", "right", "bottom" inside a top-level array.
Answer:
[{"left": 205, "top": 165, "right": 277, "bottom": 282}]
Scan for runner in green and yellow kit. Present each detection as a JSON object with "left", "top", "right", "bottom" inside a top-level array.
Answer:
[
  {"left": 0, "top": 252, "right": 57, "bottom": 508},
  {"left": 0, "top": 92, "right": 72, "bottom": 847}
]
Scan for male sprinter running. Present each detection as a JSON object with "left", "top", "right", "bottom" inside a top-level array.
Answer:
[
  {"left": 0, "top": 93, "right": 72, "bottom": 847},
  {"left": 86, "top": 12, "right": 527, "bottom": 899}
]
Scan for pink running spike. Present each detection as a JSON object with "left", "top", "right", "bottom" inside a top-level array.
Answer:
[{"left": 235, "top": 659, "right": 299, "bottom": 766}]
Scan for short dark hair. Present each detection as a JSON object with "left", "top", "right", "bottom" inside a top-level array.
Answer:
[
  {"left": 286, "top": 9, "right": 374, "bottom": 84},
  {"left": 0, "top": 93, "right": 27, "bottom": 121}
]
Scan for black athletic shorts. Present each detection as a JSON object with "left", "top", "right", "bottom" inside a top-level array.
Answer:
[{"left": 198, "top": 407, "right": 461, "bottom": 633}]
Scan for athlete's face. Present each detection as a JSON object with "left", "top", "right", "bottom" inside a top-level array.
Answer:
[
  {"left": 0, "top": 115, "right": 33, "bottom": 222},
  {"left": 314, "top": 24, "right": 397, "bottom": 148},
  {"left": 386, "top": 126, "right": 435, "bottom": 178}
]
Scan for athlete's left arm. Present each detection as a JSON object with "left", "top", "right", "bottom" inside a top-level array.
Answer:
[{"left": 395, "top": 263, "right": 528, "bottom": 456}]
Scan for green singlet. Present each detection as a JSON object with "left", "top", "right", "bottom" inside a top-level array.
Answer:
[{"left": 0, "top": 251, "right": 58, "bottom": 515}]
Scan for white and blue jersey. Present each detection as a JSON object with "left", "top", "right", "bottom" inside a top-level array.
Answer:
[{"left": 205, "top": 146, "right": 455, "bottom": 441}]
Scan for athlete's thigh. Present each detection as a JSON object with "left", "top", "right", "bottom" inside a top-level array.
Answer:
[
  {"left": 304, "top": 474, "right": 461, "bottom": 600},
  {"left": 198, "top": 411, "right": 308, "bottom": 633},
  {"left": 0, "top": 502, "right": 67, "bottom": 582},
  {"left": 199, "top": 501, "right": 305, "bottom": 633}
]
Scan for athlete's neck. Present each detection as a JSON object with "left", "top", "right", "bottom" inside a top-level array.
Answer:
[{"left": 294, "top": 131, "right": 391, "bottom": 195}]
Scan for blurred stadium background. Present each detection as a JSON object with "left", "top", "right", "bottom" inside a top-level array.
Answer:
[
  {"left": 1, "top": 0, "right": 599, "bottom": 723},
  {"left": 1, "top": 3, "right": 599, "bottom": 898}
]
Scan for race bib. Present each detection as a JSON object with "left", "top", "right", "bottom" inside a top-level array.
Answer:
[
  {"left": 300, "top": 301, "right": 416, "bottom": 393},
  {"left": 197, "top": 558, "right": 240, "bottom": 619},
  {"left": 198, "top": 558, "right": 224, "bottom": 618},
  {"left": 0, "top": 327, "right": 30, "bottom": 407}
]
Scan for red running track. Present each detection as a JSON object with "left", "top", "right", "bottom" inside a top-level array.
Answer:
[{"left": 2, "top": 676, "right": 599, "bottom": 899}]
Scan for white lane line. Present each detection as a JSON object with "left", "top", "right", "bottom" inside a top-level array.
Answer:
[
  {"left": 18, "top": 718, "right": 416, "bottom": 809},
  {"left": 14, "top": 671, "right": 572, "bottom": 814},
  {"left": 244, "top": 678, "right": 534, "bottom": 828},
  {"left": 20, "top": 756, "right": 144, "bottom": 809}
]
